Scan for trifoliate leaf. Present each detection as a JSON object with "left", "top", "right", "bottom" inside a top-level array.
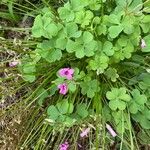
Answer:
[
  {"left": 68, "top": 82, "right": 77, "bottom": 92},
  {"left": 132, "top": 107, "right": 150, "bottom": 129},
  {"left": 70, "top": 0, "right": 89, "bottom": 11},
  {"left": 106, "top": 87, "right": 131, "bottom": 110},
  {"left": 105, "top": 68, "right": 119, "bottom": 82},
  {"left": 89, "top": 0, "right": 101, "bottom": 10},
  {"left": 129, "top": 89, "right": 147, "bottom": 114},
  {"left": 83, "top": 31, "right": 93, "bottom": 43},
  {"left": 75, "top": 10, "right": 93, "bottom": 28},
  {"left": 56, "top": 38, "right": 67, "bottom": 50},
  {"left": 108, "top": 25, "right": 123, "bottom": 38},
  {"left": 47, "top": 105, "right": 60, "bottom": 121},
  {"left": 89, "top": 54, "right": 109, "bottom": 73},
  {"left": 103, "top": 41, "right": 114, "bottom": 56},
  {"left": 23, "top": 74, "right": 36, "bottom": 83},
  {"left": 66, "top": 33, "right": 97, "bottom": 58},
  {"left": 58, "top": 2, "right": 75, "bottom": 22},
  {"left": 108, "top": 14, "right": 120, "bottom": 24},
  {"left": 56, "top": 100, "right": 74, "bottom": 114},
  {"left": 36, "top": 41, "right": 62, "bottom": 63},
  {"left": 80, "top": 79, "right": 100, "bottom": 98},
  {"left": 97, "top": 24, "right": 107, "bottom": 35},
  {"left": 32, "top": 15, "right": 43, "bottom": 38}
]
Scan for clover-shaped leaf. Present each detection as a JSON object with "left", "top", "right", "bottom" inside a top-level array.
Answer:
[
  {"left": 75, "top": 10, "right": 94, "bottom": 28},
  {"left": 70, "top": 0, "right": 89, "bottom": 11},
  {"left": 47, "top": 100, "right": 74, "bottom": 122},
  {"left": 66, "top": 31, "right": 98, "bottom": 58},
  {"left": 56, "top": 22, "right": 82, "bottom": 50},
  {"left": 47, "top": 105, "right": 60, "bottom": 121},
  {"left": 56, "top": 100, "right": 74, "bottom": 114},
  {"left": 89, "top": 0, "right": 101, "bottom": 10},
  {"left": 105, "top": 67, "right": 119, "bottom": 82},
  {"left": 132, "top": 107, "right": 150, "bottom": 129},
  {"left": 106, "top": 87, "right": 131, "bottom": 110},
  {"left": 32, "top": 13, "right": 58, "bottom": 39},
  {"left": 36, "top": 40, "right": 62, "bottom": 63},
  {"left": 58, "top": 2, "right": 75, "bottom": 22},
  {"left": 80, "top": 78, "right": 100, "bottom": 98},
  {"left": 108, "top": 25, "right": 123, "bottom": 38},
  {"left": 89, "top": 54, "right": 109, "bottom": 74},
  {"left": 102, "top": 41, "right": 114, "bottom": 56},
  {"left": 114, "top": 41, "right": 134, "bottom": 61},
  {"left": 129, "top": 89, "right": 147, "bottom": 114}
]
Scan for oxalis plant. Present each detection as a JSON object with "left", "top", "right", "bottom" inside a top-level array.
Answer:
[{"left": 20, "top": 0, "right": 150, "bottom": 146}]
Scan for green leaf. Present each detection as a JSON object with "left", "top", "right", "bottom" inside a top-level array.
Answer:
[
  {"left": 108, "top": 25, "right": 123, "bottom": 38},
  {"left": 89, "top": 54, "right": 109, "bottom": 73},
  {"left": 36, "top": 41, "right": 62, "bottom": 63},
  {"left": 23, "top": 63, "right": 36, "bottom": 74},
  {"left": 89, "top": 0, "right": 101, "bottom": 10},
  {"left": 32, "top": 15, "right": 43, "bottom": 38},
  {"left": 44, "top": 23, "right": 58, "bottom": 38},
  {"left": 129, "top": 89, "right": 147, "bottom": 114},
  {"left": 70, "top": 0, "right": 89, "bottom": 11},
  {"left": 23, "top": 74, "right": 36, "bottom": 83},
  {"left": 106, "top": 87, "right": 131, "bottom": 110},
  {"left": 80, "top": 79, "right": 100, "bottom": 98},
  {"left": 97, "top": 25, "right": 107, "bottom": 35},
  {"left": 108, "top": 14, "right": 120, "bottom": 24},
  {"left": 83, "top": 31, "right": 93, "bottom": 43},
  {"left": 56, "top": 38, "right": 67, "bottom": 50},
  {"left": 66, "top": 22, "right": 81, "bottom": 38},
  {"left": 56, "top": 100, "right": 69, "bottom": 114},
  {"left": 76, "top": 103, "right": 88, "bottom": 118},
  {"left": 68, "top": 82, "right": 76, "bottom": 92},
  {"left": 105, "top": 68, "right": 119, "bottom": 82},
  {"left": 103, "top": 41, "right": 114, "bottom": 56},
  {"left": 132, "top": 107, "right": 150, "bottom": 129},
  {"left": 75, "top": 10, "right": 93, "bottom": 28},
  {"left": 58, "top": 3, "right": 75, "bottom": 22},
  {"left": 56, "top": 100, "right": 74, "bottom": 114},
  {"left": 47, "top": 105, "right": 60, "bottom": 121},
  {"left": 66, "top": 33, "right": 97, "bottom": 58}
]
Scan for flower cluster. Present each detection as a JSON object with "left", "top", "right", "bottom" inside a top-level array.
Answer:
[{"left": 57, "top": 68, "right": 74, "bottom": 95}]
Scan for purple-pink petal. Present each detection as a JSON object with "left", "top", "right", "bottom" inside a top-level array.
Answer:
[
  {"left": 9, "top": 60, "right": 20, "bottom": 67},
  {"left": 58, "top": 68, "right": 74, "bottom": 80},
  {"left": 59, "top": 141, "right": 69, "bottom": 150},
  {"left": 106, "top": 124, "right": 117, "bottom": 137},
  {"left": 58, "top": 83, "right": 68, "bottom": 95},
  {"left": 80, "top": 128, "right": 90, "bottom": 137}
]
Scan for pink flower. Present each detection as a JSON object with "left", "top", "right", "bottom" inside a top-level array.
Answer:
[
  {"left": 80, "top": 128, "right": 90, "bottom": 137},
  {"left": 9, "top": 60, "right": 20, "bottom": 67},
  {"left": 141, "top": 39, "right": 146, "bottom": 48},
  {"left": 106, "top": 124, "right": 117, "bottom": 137},
  {"left": 58, "top": 83, "right": 68, "bottom": 95},
  {"left": 58, "top": 68, "right": 74, "bottom": 80},
  {"left": 59, "top": 142, "right": 69, "bottom": 150}
]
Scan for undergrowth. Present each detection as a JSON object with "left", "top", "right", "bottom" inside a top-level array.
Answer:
[{"left": 0, "top": 0, "right": 150, "bottom": 150}]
